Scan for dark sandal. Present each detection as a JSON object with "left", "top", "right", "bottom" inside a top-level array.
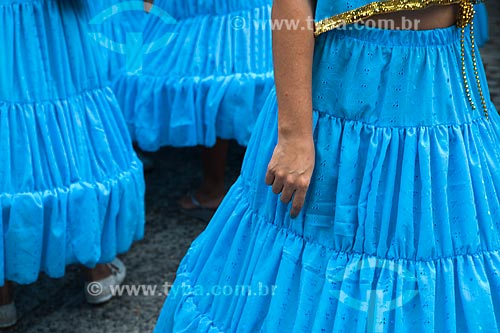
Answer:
[{"left": 178, "top": 192, "right": 217, "bottom": 223}]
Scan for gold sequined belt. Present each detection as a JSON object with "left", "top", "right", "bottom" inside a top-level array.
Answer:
[{"left": 315, "top": 0, "right": 489, "bottom": 119}]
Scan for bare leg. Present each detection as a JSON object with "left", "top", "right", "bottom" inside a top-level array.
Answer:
[
  {"left": 133, "top": 144, "right": 154, "bottom": 173},
  {"left": 0, "top": 281, "right": 16, "bottom": 328},
  {"left": 82, "top": 264, "right": 112, "bottom": 282},
  {"left": 82, "top": 259, "right": 126, "bottom": 305},
  {"left": 179, "top": 139, "right": 228, "bottom": 209},
  {"left": 0, "top": 282, "right": 13, "bottom": 306}
]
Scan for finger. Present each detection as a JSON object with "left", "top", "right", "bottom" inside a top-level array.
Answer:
[
  {"left": 265, "top": 169, "right": 275, "bottom": 186},
  {"left": 144, "top": 2, "right": 153, "bottom": 12},
  {"left": 290, "top": 189, "right": 307, "bottom": 218},
  {"left": 280, "top": 184, "right": 295, "bottom": 204},
  {"left": 271, "top": 178, "right": 284, "bottom": 195}
]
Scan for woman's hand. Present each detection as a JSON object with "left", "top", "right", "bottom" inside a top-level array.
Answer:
[
  {"left": 268, "top": 0, "right": 316, "bottom": 218},
  {"left": 265, "top": 135, "right": 315, "bottom": 218},
  {"left": 144, "top": 0, "right": 154, "bottom": 13}
]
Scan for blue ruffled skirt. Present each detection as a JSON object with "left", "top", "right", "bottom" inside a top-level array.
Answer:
[
  {"left": 87, "top": 0, "right": 274, "bottom": 150},
  {"left": 0, "top": 0, "right": 145, "bottom": 285},
  {"left": 155, "top": 25, "right": 500, "bottom": 332},
  {"left": 474, "top": 3, "right": 489, "bottom": 48}
]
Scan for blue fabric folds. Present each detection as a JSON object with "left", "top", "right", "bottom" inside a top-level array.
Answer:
[
  {"left": 86, "top": 0, "right": 274, "bottom": 151},
  {"left": 0, "top": 0, "right": 145, "bottom": 285},
  {"left": 474, "top": 3, "right": 489, "bottom": 48},
  {"left": 155, "top": 26, "right": 500, "bottom": 332}
]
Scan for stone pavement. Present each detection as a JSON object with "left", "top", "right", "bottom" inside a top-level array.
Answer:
[
  {"left": 482, "top": 1, "right": 500, "bottom": 106},
  {"left": 5, "top": 4, "right": 500, "bottom": 333}
]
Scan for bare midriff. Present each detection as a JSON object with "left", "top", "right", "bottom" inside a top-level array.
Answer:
[{"left": 361, "top": 4, "right": 460, "bottom": 30}]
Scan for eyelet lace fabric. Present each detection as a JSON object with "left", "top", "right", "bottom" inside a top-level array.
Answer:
[
  {"left": 474, "top": 3, "right": 489, "bottom": 47},
  {"left": 155, "top": 24, "right": 500, "bottom": 332},
  {"left": 86, "top": 0, "right": 274, "bottom": 151},
  {"left": 0, "top": 0, "right": 145, "bottom": 284}
]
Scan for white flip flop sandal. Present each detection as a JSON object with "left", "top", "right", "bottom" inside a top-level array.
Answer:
[{"left": 84, "top": 258, "right": 127, "bottom": 305}]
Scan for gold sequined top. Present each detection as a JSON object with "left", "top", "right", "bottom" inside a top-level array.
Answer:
[{"left": 314, "top": 0, "right": 484, "bottom": 36}]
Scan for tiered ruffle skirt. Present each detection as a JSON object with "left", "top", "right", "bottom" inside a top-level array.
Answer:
[
  {"left": 0, "top": 0, "right": 145, "bottom": 285},
  {"left": 87, "top": 0, "right": 274, "bottom": 150},
  {"left": 155, "top": 25, "right": 500, "bottom": 332}
]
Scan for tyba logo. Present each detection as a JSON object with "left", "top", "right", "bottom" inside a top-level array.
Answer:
[
  {"left": 328, "top": 257, "right": 419, "bottom": 332},
  {"left": 88, "top": 1, "right": 177, "bottom": 74}
]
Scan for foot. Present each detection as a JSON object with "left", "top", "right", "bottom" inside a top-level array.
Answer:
[
  {"left": 180, "top": 139, "right": 228, "bottom": 210},
  {"left": 83, "top": 258, "right": 127, "bottom": 305},
  {"left": 178, "top": 187, "right": 225, "bottom": 211}
]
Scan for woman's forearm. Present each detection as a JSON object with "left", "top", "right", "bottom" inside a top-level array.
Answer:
[{"left": 272, "top": 0, "right": 316, "bottom": 140}]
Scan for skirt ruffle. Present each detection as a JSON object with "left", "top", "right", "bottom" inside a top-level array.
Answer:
[
  {"left": 0, "top": 87, "right": 145, "bottom": 285},
  {"left": 158, "top": 184, "right": 500, "bottom": 331},
  {"left": 1, "top": 0, "right": 109, "bottom": 102},
  {"left": 114, "top": 72, "right": 274, "bottom": 149},
  {"left": 87, "top": 0, "right": 274, "bottom": 149}
]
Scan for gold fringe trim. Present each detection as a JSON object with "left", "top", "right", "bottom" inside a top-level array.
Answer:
[{"left": 314, "top": 0, "right": 472, "bottom": 36}]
